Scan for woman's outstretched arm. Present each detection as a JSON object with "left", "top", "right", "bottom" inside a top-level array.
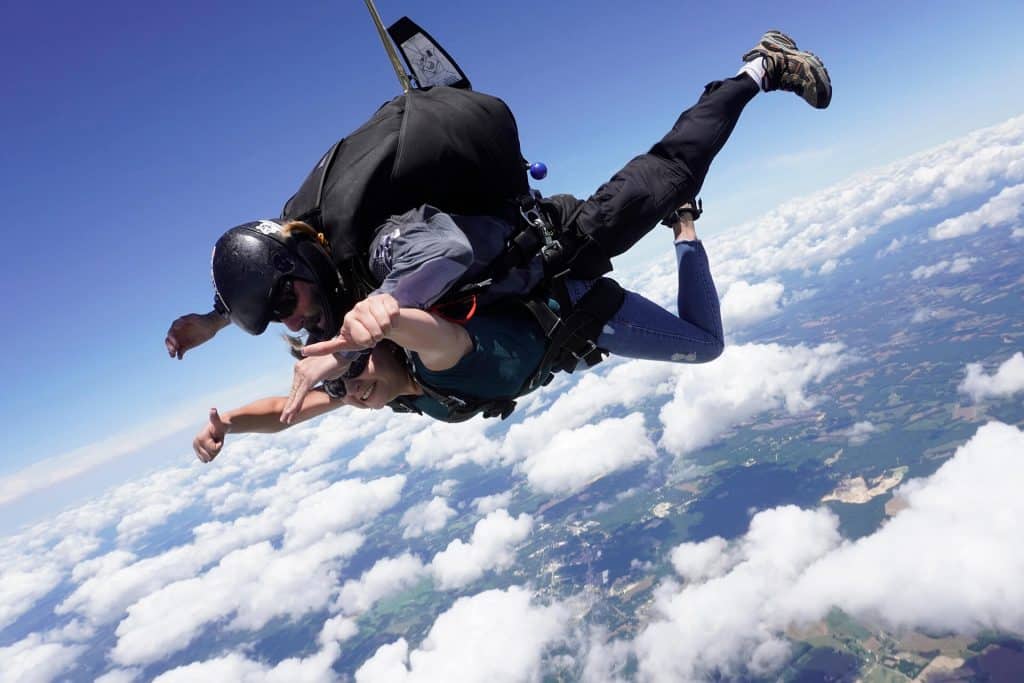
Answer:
[{"left": 193, "top": 390, "right": 340, "bottom": 463}]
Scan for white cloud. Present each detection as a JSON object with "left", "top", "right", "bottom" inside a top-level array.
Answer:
[
  {"left": 876, "top": 236, "right": 907, "bottom": 257},
  {"left": 0, "top": 634, "right": 85, "bottom": 683},
  {"left": 959, "top": 352, "right": 1024, "bottom": 402},
  {"left": 930, "top": 182, "right": 1024, "bottom": 240},
  {"left": 114, "top": 469, "right": 197, "bottom": 544},
  {"left": 520, "top": 414, "right": 657, "bottom": 495},
  {"left": 405, "top": 419, "right": 501, "bottom": 470},
  {"left": 706, "top": 115, "right": 1024, "bottom": 285},
  {"left": 432, "top": 479, "right": 458, "bottom": 496},
  {"left": 95, "top": 669, "right": 141, "bottom": 683},
  {"left": 400, "top": 497, "right": 456, "bottom": 539},
  {"left": 0, "top": 563, "right": 63, "bottom": 632},
  {"left": 292, "top": 408, "right": 392, "bottom": 470},
  {"left": 670, "top": 536, "right": 733, "bottom": 582},
  {"left": 720, "top": 280, "right": 785, "bottom": 331},
  {"left": 910, "top": 256, "right": 977, "bottom": 279},
  {"left": 620, "top": 506, "right": 841, "bottom": 682},
  {"left": 284, "top": 475, "right": 405, "bottom": 549},
  {"left": 355, "top": 587, "right": 569, "bottom": 683},
  {"left": 591, "top": 422, "right": 1024, "bottom": 680},
  {"left": 949, "top": 256, "right": 977, "bottom": 273},
  {"left": 111, "top": 532, "right": 363, "bottom": 666},
  {"left": 151, "top": 614, "right": 354, "bottom": 683},
  {"left": 782, "top": 422, "right": 1024, "bottom": 632},
  {"left": 348, "top": 416, "right": 426, "bottom": 472},
  {"left": 841, "top": 421, "right": 878, "bottom": 446},
  {"left": 473, "top": 491, "right": 514, "bottom": 515},
  {"left": 59, "top": 469, "right": 327, "bottom": 624},
  {"left": 911, "top": 307, "right": 935, "bottom": 323},
  {"left": 500, "top": 359, "right": 677, "bottom": 465},
  {"left": 659, "top": 342, "right": 847, "bottom": 456},
  {"left": 337, "top": 553, "right": 426, "bottom": 615},
  {"left": 430, "top": 510, "right": 533, "bottom": 590}
]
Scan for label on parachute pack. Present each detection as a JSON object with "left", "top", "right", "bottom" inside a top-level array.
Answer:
[{"left": 400, "top": 34, "right": 462, "bottom": 87}]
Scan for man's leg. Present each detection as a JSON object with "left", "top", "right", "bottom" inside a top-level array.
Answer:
[
  {"left": 572, "top": 75, "right": 758, "bottom": 264},
  {"left": 563, "top": 30, "right": 831, "bottom": 276}
]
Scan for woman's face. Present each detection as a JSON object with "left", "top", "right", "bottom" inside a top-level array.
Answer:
[{"left": 342, "top": 346, "right": 417, "bottom": 410}]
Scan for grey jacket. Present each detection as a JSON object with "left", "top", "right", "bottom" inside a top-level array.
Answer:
[{"left": 366, "top": 205, "right": 543, "bottom": 308}]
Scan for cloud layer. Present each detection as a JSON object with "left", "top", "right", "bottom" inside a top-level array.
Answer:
[
  {"left": 586, "top": 422, "right": 1024, "bottom": 681},
  {"left": 2, "top": 113, "right": 1023, "bottom": 682}
]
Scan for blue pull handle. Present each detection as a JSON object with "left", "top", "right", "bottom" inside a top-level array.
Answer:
[{"left": 529, "top": 161, "right": 548, "bottom": 180}]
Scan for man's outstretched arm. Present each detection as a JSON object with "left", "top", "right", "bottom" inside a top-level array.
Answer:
[{"left": 165, "top": 310, "right": 231, "bottom": 359}]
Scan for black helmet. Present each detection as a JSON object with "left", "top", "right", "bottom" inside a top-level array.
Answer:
[{"left": 211, "top": 220, "right": 350, "bottom": 336}]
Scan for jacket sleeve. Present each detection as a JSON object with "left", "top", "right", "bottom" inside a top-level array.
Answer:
[{"left": 367, "top": 206, "right": 474, "bottom": 309}]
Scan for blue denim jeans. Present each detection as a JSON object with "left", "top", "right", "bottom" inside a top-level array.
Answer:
[{"left": 567, "top": 240, "right": 723, "bottom": 364}]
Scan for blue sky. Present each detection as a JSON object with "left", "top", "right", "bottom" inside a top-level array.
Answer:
[{"left": 1, "top": 0, "right": 1022, "bottom": 526}]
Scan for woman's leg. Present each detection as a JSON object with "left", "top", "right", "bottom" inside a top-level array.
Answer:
[{"left": 567, "top": 236, "right": 724, "bottom": 364}]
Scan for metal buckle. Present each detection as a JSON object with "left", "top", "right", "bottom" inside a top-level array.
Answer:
[{"left": 570, "top": 340, "right": 598, "bottom": 362}]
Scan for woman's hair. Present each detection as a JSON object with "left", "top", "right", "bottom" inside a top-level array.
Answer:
[
  {"left": 277, "top": 220, "right": 332, "bottom": 359},
  {"left": 283, "top": 333, "right": 306, "bottom": 360},
  {"left": 281, "top": 220, "right": 330, "bottom": 250}
]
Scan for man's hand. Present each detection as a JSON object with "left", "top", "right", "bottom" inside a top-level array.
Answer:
[
  {"left": 193, "top": 408, "right": 230, "bottom": 463},
  {"left": 166, "top": 311, "right": 228, "bottom": 359},
  {"left": 340, "top": 293, "right": 400, "bottom": 349},
  {"left": 301, "top": 294, "right": 400, "bottom": 357},
  {"left": 280, "top": 353, "right": 351, "bottom": 424}
]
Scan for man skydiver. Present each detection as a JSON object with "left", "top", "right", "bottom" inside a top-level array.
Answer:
[
  {"left": 180, "top": 30, "right": 832, "bottom": 458},
  {"left": 168, "top": 30, "right": 828, "bottom": 361}
]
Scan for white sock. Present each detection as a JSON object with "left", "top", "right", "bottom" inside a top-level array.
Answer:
[{"left": 738, "top": 56, "right": 767, "bottom": 91}]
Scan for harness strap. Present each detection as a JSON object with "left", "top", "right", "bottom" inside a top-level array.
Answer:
[
  {"left": 387, "top": 352, "right": 518, "bottom": 422},
  {"left": 526, "top": 277, "right": 625, "bottom": 384}
]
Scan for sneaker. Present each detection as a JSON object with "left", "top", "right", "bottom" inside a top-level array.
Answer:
[{"left": 743, "top": 30, "right": 831, "bottom": 109}]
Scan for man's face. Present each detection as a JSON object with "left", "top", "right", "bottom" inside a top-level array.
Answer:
[{"left": 280, "top": 280, "right": 325, "bottom": 333}]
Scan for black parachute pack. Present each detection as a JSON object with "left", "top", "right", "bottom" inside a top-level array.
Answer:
[
  {"left": 292, "top": 14, "right": 622, "bottom": 422},
  {"left": 280, "top": 85, "right": 529, "bottom": 298}
]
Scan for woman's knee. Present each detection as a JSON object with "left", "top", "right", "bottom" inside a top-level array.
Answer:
[{"left": 692, "top": 338, "right": 724, "bottom": 364}]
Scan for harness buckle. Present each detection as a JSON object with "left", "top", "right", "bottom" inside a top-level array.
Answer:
[{"left": 570, "top": 340, "right": 598, "bottom": 362}]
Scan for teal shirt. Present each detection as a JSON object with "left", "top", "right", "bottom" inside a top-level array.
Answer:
[{"left": 408, "top": 307, "right": 547, "bottom": 420}]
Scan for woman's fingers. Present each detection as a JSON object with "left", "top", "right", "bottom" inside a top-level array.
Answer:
[
  {"left": 193, "top": 436, "right": 216, "bottom": 463},
  {"left": 281, "top": 365, "right": 315, "bottom": 424}
]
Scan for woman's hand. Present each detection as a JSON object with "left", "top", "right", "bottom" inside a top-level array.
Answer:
[
  {"left": 166, "top": 311, "right": 229, "bottom": 359},
  {"left": 193, "top": 408, "right": 230, "bottom": 463},
  {"left": 280, "top": 353, "right": 350, "bottom": 424}
]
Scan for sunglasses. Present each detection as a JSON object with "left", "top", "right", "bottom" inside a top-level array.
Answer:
[
  {"left": 270, "top": 278, "right": 298, "bottom": 321},
  {"left": 324, "top": 350, "right": 372, "bottom": 399}
]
